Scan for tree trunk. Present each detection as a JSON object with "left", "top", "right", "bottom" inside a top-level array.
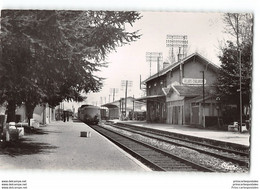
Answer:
[
  {"left": 25, "top": 103, "right": 36, "bottom": 127},
  {"left": 6, "top": 100, "right": 16, "bottom": 123}
]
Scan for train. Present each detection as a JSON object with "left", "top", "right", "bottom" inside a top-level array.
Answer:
[
  {"left": 78, "top": 104, "right": 146, "bottom": 124},
  {"left": 78, "top": 105, "right": 101, "bottom": 125}
]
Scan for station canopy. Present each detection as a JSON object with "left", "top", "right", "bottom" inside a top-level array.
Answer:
[{"left": 135, "top": 94, "right": 166, "bottom": 103}]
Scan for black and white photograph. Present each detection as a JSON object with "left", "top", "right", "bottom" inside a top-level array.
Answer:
[{"left": 0, "top": 0, "right": 259, "bottom": 188}]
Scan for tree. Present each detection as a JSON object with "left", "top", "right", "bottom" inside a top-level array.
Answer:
[
  {"left": 217, "top": 41, "right": 252, "bottom": 104},
  {"left": 0, "top": 10, "right": 141, "bottom": 122},
  {"left": 217, "top": 13, "right": 253, "bottom": 122},
  {"left": 223, "top": 13, "right": 253, "bottom": 47}
]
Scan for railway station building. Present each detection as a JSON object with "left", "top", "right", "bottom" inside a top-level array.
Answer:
[{"left": 136, "top": 52, "right": 221, "bottom": 127}]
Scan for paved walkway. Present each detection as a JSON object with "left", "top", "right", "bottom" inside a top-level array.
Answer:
[
  {"left": 111, "top": 120, "right": 250, "bottom": 147},
  {"left": 0, "top": 121, "right": 149, "bottom": 171}
]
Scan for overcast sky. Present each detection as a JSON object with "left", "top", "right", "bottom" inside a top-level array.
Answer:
[
  {"left": 85, "top": 11, "right": 229, "bottom": 108},
  {"left": 0, "top": 2, "right": 255, "bottom": 111},
  {"left": 0, "top": 0, "right": 259, "bottom": 188}
]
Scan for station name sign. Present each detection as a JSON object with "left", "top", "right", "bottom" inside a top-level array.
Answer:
[{"left": 182, "top": 78, "right": 206, "bottom": 85}]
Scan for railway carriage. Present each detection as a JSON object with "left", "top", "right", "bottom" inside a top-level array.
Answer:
[{"left": 78, "top": 105, "right": 100, "bottom": 125}]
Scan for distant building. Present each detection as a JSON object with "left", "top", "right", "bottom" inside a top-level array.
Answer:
[
  {"left": 102, "top": 96, "right": 146, "bottom": 120},
  {"left": 137, "top": 52, "right": 220, "bottom": 127},
  {"left": 0, "top": 103, "right": 55, "bottom": 125}
]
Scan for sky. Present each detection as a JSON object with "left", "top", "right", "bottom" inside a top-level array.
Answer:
[
  {"left": 0, "top": 2, "right": 252, "bottom": 111},
  {"left": 1, "top": 1, "right": 259, "bottom": 188},
  {"left": 83, "top": 12, "right": 229, "bottom": 109}
]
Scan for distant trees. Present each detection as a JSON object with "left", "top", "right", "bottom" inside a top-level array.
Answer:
[
  {"left": 217, "top": 13, "right": 253, "bottom": 120},
  {"left": 0, "top": 10, "right": 141, "bottom": 122}
]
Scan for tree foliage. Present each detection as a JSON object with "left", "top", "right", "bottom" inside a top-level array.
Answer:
[
  {"left": 217, "top": 41, "right": 252, "bottom": 105},
  {"left": 217, "top": 13, "right": 253, "bottom": 110},
  {"left": 0, "top": 10, "right": 141, "bottom": 121}
]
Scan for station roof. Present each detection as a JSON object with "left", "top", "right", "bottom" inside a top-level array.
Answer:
[
  {"left": 142, "top": 52, "right": 219, "bottom": 84},
  {"left": 189, "top": 95, "right": 217, "bottom": 103},
  {"left": 135, "top": 94, "right": 166, "bottom": 102},
  {"left": 101, "top": 103, "right": 118, "bottom": 108},
  {"left": 171, "top": 85, "right": 216, "bottom": 97},
  {"left": 138, "top": 85, "right": 216, "bottom": 102},
  {"left": 101, "top": 96, "right": 146, "bottom": 108}
]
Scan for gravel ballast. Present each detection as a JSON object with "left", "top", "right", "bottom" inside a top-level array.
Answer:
[{"left": 100, "top": 124, "right": 249, "bottom": 173}]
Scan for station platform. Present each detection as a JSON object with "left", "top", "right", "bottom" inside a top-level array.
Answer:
[
  {"left": 107, "top": 120, "right": 250, "bottom": 147},
  {"left": 0, "top": 120, "right": 150, "bottom": 171}
]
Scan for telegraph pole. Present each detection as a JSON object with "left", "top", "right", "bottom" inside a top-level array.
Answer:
[
  {"left": 133, "top": 95, "right": 135, "bottom": 120},
  {"left": 113, "top": 88, "right": 115, "bottom": 102},
  {"left": 239, "top": 49, "right": 242, "bottom": 132},
  {"left": 121, "top": 80, "right": 132, "bottom": 118},
  {"left": 166, "top": 35, "right": 188, "bottom": 63},
  {"left": 235, "top": 14, "right": 243, "bottom": 132},
  {"left": 146, "top": 52, "right": 163, "bottom": 76},
  {"left": 110, "top": 88, "right": 118, "bottom": 102},
  {"left": 201, "top": 71, "right": 205, "bottom": 128},
  {"left": 202, "top": 71, "right": 205, "bottom": 106},
  {"left": 125, "top": 80, "right": 128, "bottom": 117}
]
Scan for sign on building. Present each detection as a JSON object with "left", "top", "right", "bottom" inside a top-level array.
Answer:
[{"left": 182, "top": 78, "right": 206, "bottom": 85}]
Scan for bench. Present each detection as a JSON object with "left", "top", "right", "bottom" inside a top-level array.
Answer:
[{"left": 228, "top": 122, "right": 247, "bottom": 132}]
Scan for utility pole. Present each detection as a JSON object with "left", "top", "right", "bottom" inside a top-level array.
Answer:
[
  {"left": 133, "top": 95, "right": 135, "bottom": 112},
  {"left": 113, "top": 88, "right": 115, "bottom": 102},
  {"left": 157, "top": 56, "right": 160, "bottom": 77},
  {"left": 166, "top": 35, "right": 188, "bottom": 63},
  {"left": 234, "top": 14, "right": 242, "bottom": 133},
  {"left": 121, "top": 80, "right": 133, "bottom": 118},
  {"left": 110, "top": 88, "right": 118, "bottom": 102},
  {"left": 125, "top": 80, "right": 128, "bottom": 117},
  {"left": 146, "top": 52, "right": 163, "bottom": 76},
  {"left": 239, "top": 49, "right": 242, "bottom": 132},
  {"left": 133, "top": 95, "right": 135, "bottom": 120},
  {"left": 119, "top": 98, "right": 122, "bottom": 120},
  {"left": 201, "top": 71, "right": 205, "bottom": 128},
  {"left": 140, "top": 75, "right": 141, "bottom": 89}
]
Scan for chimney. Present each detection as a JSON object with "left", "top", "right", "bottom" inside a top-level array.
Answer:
[
  {"left": 163, "top": 62, "right": 170, "bottom": 69},
  {"left": 177, "top": 47, "right": 183, "bottom": 61}
]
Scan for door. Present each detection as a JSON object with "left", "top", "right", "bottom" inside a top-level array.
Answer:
[{"left": 192, "top": 106, "right": 199, "bottom": 124}]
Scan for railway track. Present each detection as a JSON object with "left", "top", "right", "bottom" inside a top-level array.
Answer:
[
  {"left": 108, "top": 122, "right": 250, "bottom": 168},
  {"left": 89, "top": 124, "right": 215, "bottom": 172}
]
